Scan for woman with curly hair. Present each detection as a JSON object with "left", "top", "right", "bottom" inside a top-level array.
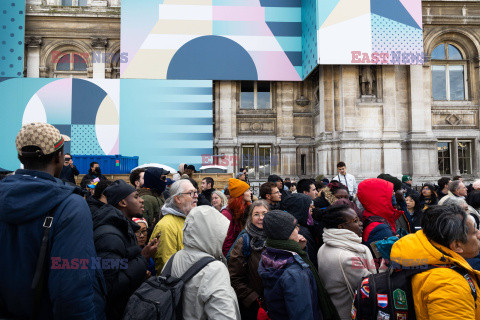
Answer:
[
  {"left": 419, "top": 183, "right": 438, "bottom": 211},
  {"left": 222, "top": 178, "right": 252, "bottom": 256}
]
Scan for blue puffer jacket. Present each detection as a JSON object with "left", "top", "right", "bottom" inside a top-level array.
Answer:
[
  {"left": 258, "top": 247, "right": 322, "bottom": 320},
  {"left": 0, "top": 169, "right": 105, "bottom": 319}
]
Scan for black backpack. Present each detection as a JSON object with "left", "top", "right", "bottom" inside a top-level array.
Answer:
[
  {"left": 351, "top": 265, "right": 477, "bottom": 320},
  {"left": 123, "top": 253, "right": 215, "bottom": 320}
]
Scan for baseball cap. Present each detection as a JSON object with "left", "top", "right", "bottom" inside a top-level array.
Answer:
[{"left": 16, "top": 123, "right": 70, "bottom": 157}]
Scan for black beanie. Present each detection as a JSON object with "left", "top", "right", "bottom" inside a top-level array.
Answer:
[
  {"left": 377, "top": 173, "right": 403, "bottom": 192},
  {"left": 263, "top": 210, "right": 297, "bottom": 240},
  {"left": 104, "top": 180, "right": 136, "bottom": 206}
]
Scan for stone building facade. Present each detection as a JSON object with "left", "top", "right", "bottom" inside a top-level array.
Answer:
[{"left": 24, "top": 0, "right": 480, "bottom": 184}]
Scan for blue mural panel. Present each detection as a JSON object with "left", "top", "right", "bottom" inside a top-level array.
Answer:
[
  {"left": 120, "top": 79, "right": 213, "bottom": 170},
  {"left": 0, "top": 0, "right": 25, "bottom": 77}
]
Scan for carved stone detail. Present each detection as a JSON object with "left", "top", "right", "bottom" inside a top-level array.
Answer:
[
  {"left": 25, "top": 37, "right": 43, "bottom": 47},
  {"left": 90, "top": 37, "right": 108, "bottom": 49}
]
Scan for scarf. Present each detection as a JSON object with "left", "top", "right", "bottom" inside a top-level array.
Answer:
[
  {"left": 322, "top": 228, "right": 368, "bottom": 254},
  {"left": 266, "top": 238, "right": 341, "bottom": 320},
  {"left": 245, "top": 222, "right": 266, "bottom": 251}
]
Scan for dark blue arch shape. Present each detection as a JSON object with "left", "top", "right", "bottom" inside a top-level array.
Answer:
[{"left": 167, "top": 35, "right": 258, "bottom": 80}]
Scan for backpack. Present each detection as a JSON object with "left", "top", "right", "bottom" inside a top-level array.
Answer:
[
  {"left": 226, "top": 229, "right": 251, "bottom": 262},
  {"left": 123, "top": 253, "right": 215, "bottom": 320},
  {"left": 351, "top": 265, "right": 477, "bottom": 320}
]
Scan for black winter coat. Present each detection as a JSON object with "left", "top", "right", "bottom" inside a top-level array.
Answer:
[
  {"left": 92, "top": 205, "right": 147, "bottom": 320},
  {"left": 87, "top": 194, "right": 105, "bottom": 215},
  {"left": 282, "top": 193, "right": 319, "bottom": 269}
]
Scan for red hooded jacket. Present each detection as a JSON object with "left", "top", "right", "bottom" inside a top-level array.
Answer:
[{"left": 357, "top": 178, "right": 403, "bottom": 243}]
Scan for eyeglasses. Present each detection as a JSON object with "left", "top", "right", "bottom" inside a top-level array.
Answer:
[
  {"left": 65, "top": 158, "right": 71, "bottom": 161},
  {"left": 180, "top": 191, "right": 198, "bottom": 197},
  {"left": 135, "top": 230, "right": 148, "bottom": 237}
]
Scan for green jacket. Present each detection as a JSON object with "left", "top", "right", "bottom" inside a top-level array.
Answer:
[{"left": 138, "top": 188, "right": 165, "bottom": 227}]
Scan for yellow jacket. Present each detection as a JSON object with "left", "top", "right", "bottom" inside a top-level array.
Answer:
[
  {"left": 390, "top": 230, "right": 480, "bottom": 320},
  {"left": 150, "top": 214, "right": 185, "bottom": 274}
]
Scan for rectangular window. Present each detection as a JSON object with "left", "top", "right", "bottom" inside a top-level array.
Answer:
[
  {"left": 432, "top": 66, "right": 447, "bottom": 101},
  {"left": 449, "top": 65, "right": 465, "bottom": 101},
  {"left": 437, "top": 141, "right": 451, "bottom": 175},
  {"left": 61, "top": 0, "right": 73, "bottom": 5},
  {"left": 458, "top": 141, "right": 472, "bottom": 174},
  {"left": 240, "top": 81, "right": 271, "bottom": 109},
  {"left": 258, "top": 146, "right": 271, "bottom": 178},
  {"left": 242, "top": 146, "right": 255, "bottom": 177},
  {"left": 301, "top": 154, "right": 306, "bottom": 175}
]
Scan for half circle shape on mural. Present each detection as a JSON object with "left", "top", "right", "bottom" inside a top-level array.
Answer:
[{"left": 167, "top": 35, "right": 258, "bottom": 80}]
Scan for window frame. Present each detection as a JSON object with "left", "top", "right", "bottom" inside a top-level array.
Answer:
[
  {"left": 437, "top": 141, "right": 452, "bottom": 175},
  {"left": 458, "top": 140, "right": 472, "bottom": 175},
  {"left": 54, "top": 52, "right": 88, "bottom": 78},
  {"left": 240, "top": 81, "right": 272, "bottom": 110},
  {"left": 241, "top": 144, "right": 273, "bottom": 180},
  {"left": 431, "top": 42, "right": 468, "bottom": 101}
]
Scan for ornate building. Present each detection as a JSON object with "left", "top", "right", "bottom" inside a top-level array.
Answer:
[{"left": 24, "top": 0, "right": 480, "bottom": 184}]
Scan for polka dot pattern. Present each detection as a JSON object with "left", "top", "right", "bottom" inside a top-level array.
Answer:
[
  {"left": 0, "top": 0, "right": 25, "bottom": 77},
  {"left": 302, "top": 0, "right": 318, "bottom": 76},
  {"left": 371, "top": 14, "right": 423, "bottom": 63},
  {"left": 71, "top": 125, "right": 105, "bottom": 155}
]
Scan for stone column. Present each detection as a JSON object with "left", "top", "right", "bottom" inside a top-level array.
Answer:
[
  {"left": 407, "top": 65, "right": 438, "bottom": 180},
  {"left": 277, "top": 82, "right": 297, "bottom": 176},
  {"left": 452, "top": 138, "right": 460, "bottom": 176},
  {"left": 25, "top": 37, "right": 42, "bottom": 78},
  {"left": 381, "top": 66, "right": 402, "bottom": 176},
  {"left": 91, "top": 38, "right": 108, "bottom": 79},
  {"left": 215, "top": 81, "right": 237, "bottom": 173}
]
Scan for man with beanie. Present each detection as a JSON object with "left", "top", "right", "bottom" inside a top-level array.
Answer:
[
  {"left": 0, "top": 123, "right": 105, "bottom": 319},
  {"left": 221, "top": 178, "right": 252, "bottom": 256},
  {"left": 138, "top": 167, "right": 169, "bottom": 227},
  {"left": 149, "top": 179, "right": 198, "bottom": 273},
  {"left": 93, "top": 180, "right": 158, "bottom": 319},
  {"left": 258, "top": 210, "right": 340, "bottom": 320}
]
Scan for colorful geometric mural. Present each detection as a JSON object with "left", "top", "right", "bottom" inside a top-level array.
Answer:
[
  {"left": 121, "top": 0, "right": 303, "bottom": 81},
  {"left": 120, "top": 79, "right": 213, "bottom": 169},
  {"left": 0, "top": 78, "right": 120, "bottom": 170},
  {"left": 0, "top": 0, "right": 25, "bottom": 77},
  {"left": 0, "top": 78, "right": 212, "bottom": 171},
  {"left": 317, "top": 0, "right": 423, "bottom": 65}
]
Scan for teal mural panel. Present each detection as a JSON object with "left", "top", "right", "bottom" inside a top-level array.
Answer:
[{"left": 0, "top": 0, "right": 25, "bottom": 77}]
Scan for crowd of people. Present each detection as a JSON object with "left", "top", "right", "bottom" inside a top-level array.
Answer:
[{"left": 1, "top": 122, "right": 480, "bottom": 320}]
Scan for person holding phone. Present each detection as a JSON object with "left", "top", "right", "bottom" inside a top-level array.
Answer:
[{"left": 59, "top": 153, "right": 79, "bottom": 185}]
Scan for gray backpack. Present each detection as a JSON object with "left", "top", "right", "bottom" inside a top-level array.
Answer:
[{"left": 123, "top": 253, "right": 215, "bottom": 320}]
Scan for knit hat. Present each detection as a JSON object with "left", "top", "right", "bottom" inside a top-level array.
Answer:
[
  {"left": 402, "top": 175, "right": 412, "bottom": 183},
  {"left": 104, "top": 180, "right": 136, "bottom": 206},
  {"left": 132, "top": 217, "right": 148, "bottom": 227},
  {"left": 16, "top": 122, "right": 70, "bottom": 156},
  {"left": 263, "top": 210, "right": 297, "bottom": 240},
  {"left": 228, "top": 178, "right": 250, "bottom": 198}
]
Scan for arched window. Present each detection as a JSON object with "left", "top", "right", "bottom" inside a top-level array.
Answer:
[
  {"left": 431, "top": 43, "right": 467, "bottom": 101},
  {"left": 54, "top": 53, "right": 88, "bottom": 78}
]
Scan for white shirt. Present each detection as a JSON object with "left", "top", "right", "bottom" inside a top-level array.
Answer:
[{"left": 332, "top": 173, "right": 357, "bottom": 197}]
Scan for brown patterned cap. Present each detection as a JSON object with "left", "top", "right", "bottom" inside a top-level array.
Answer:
[{"left": 16, "top": 122, "right": 70, "bottom": 156}]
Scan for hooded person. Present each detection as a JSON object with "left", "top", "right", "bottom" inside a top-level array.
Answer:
[
  {"left": 221, "top": 178, "right": 252, "bottom": 256},
  {"left": 166, "top": 205, "right": 241, "bottom": 320},
  {"left": 172, "top": 163, "right": 187, "bottom": 181},
  {"left": 258, "top": 210, "right": 340, "bottom": 320},
  {"left": 0, "top": 122, "right": 105, "bottom": 319},
  {"left": 138, "top": 167, "right": 169, "bottom": 227},
  {"left": 93, "top": 179, "right": 157, "bottom": 320},
  {"left": 282, "top": 193, "right": 318, "bottom": 268},
  {"left": 357, "top": 178, "right": 403, "bottom": 247}
]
